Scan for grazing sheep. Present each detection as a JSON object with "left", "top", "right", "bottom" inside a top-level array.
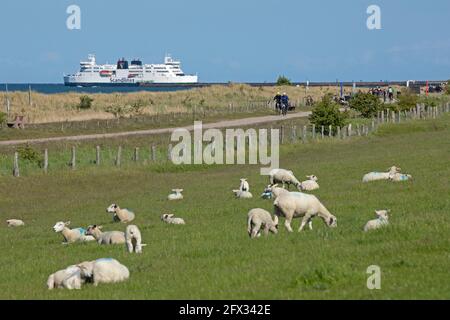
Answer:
[
  {"left": 364, "top": 210, "right": 390, "bottom": 232},
  {"left": 47, "top": 265, "right": 83, "bottom": 290},
  {"left": 77, "top": 258, "right": 129, "bottom": 287},
  {"left": 300, "top": 175, "right": 320, "bottom": 191},
  {"left": 233, "top": 189, "right": 253, "bottom": 199},
  {"left": 390, "top": 173, "right": 412, "bottom": 182},
  {"left": 269, "top": 168, "right": 302, "bottom": 191},
  {"left": 247, "top": 208, "right": 278, "bottom": 238},
  {"left": 261, "top": 184, "right": 291, "bottom": 200},
  {"left": 161, "top": 214, "right": 185, "bottom": 225},
  {"left": 125, "top": 225, "right": 146, "bottom": 253},
  {"left": 106, "top": 204, "right": 135, "bottom": 223},
  {"left": 239, "top": 178, "right": 250, "bottom": 192},
  {"left": 53, "top": 221, "right": 96, "bottom": 244},
  {"left": 86, "top": 225, "right": 126, "bottom": 245},
  {"left": 274, "top": 192, "right": 337, "bottom": 232},
  {"left": 362, "top": 166, "right": 401, "bottom": 182},
  {"left": 6, "top": 219, "right": 25, "bottom": 227},
  {"left": 168, "top": 189, "right": 184, "bottom": 201}
]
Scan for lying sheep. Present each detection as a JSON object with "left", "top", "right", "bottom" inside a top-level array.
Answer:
[
  {"left": 362, "top": 166, "right": 401, "bottom": 182},
  {"left": 47, "top": 265, "right": 83, "bottom": 290},
  {"left": 161, "top": 214, "right": 185, "bottom": 225},
  {"left": 53, "top": 221, "right": 96, "bottom": 244},
  {"left": 86, "top": 225, "right": 126, "bottom": 245},
  {"left": 233, "top": 189, "right": 253, "bottom": 199},
  {"left": 247, "top": 208, "right": 278, "bottom": 238},
  {"left": 274, "top": 192, "right": 337, "bottom": 232},
  {"left": 364, "top": 210, "right": 390, "bottom": 232},
  {"left": 77, "top": 258, "right": 129, "bottom": 287},
  {"left": 390, "top": 173, "right": 412, "bottom": 182},
  {"left": 6, "top": 219, "right": 25, "bottom": 227},
  {"left": 125, "top": 225, "right": 146, "bottom": 253},
  {"left": 106, "top": 204, "right": 135, "bottom": 223},
  {"left": 300, "top": 175, "right": 320, "bottom": 191},
  {"left": 239, "top": 178, "right": 250, "bottom": 192},
  {"left": 269, "top": 168, "right": 302, "bottom": 191},
  {"left": 168, "top": 189, "right": 184, "bottom": 201}
]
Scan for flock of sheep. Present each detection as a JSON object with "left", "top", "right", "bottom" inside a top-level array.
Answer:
[{"left": 5, "top": 165, "right": 411, "bottom": 291}]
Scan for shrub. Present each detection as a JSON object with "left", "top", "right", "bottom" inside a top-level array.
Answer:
[
  {"left": 309, "top": 94, "right": 348, "bottom": 135},
  {"left": 0, "top": 112, "right": 6, "bottom": 124},
  {"left": 17, "top": 144, "right": 43, "bottom": 167},
  {"left": 78, "top": 95, "right": 94, "bottom": 109},
  {"left": 276, "top": 75, "right": 292, "bottom": 86},
  {"left": 396, "top": 89, "right": 419, "bottom": 111},
  {"left": 349, "top": 92, "right": 382, "bottom": 118},
  {"left": 446, "top": 80, "right": 450, "bottom": 95}
]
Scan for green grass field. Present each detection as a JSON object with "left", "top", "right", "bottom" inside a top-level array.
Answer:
[{"left": 0, "top": 115, "right": 449, "bottom": 299}]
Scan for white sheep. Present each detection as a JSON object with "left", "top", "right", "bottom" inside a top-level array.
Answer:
[
  {"left": 6, "top": 219, "right": 25, "bottom": 227},
  {"left": 77, "top": 258, "right": 129, "bottom": 287},
  {"left": 161, "top": 213, "right": 185, "bottom": 225},
  {"left": 53, "top": 221, "right": 96, "bottom": 244},
  {"left": 247, "top": 208, "right": 279, "bottom": 238},
  {"left": 362, "top": 166, "right": 401, "bottom": 182},
  {"left": 239, "top": 178, "right": 250, "bottom": 192},
  {"left": 274, "top": 192, "right": 337, "bottom": 232},
  {"left": 125, "top": 225, "right": 146, "bottom": 253},
  {"left": 106, "top": 204, "right": 135, "bottom": 223},
  {"left": 168, "top": 189, "right": 184, "bottom": 201},
  {"left": 364, "top": 210, "right": 390, "bottom": 232},
  {"left": 261, "top": 184, "right": 291, "bottom": 200},
  {"left": 300, "top": 175, "right": 320, "bottom": 191},
  {"left": 390, "top": 173, "right": 412, "bottom": 182},
  {"left": 269, "top": 168, "right": 302, "bottom": 191},
  {"left": 86, "top": 225, "right": 126, "bottom": 245},
  {"left": 47, "top": 265, "right": 83, "bottom": 290},
  {"left": 233, "top": 189, "right": 253, "bottom": 199}
]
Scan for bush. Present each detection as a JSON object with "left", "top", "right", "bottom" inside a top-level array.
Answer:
[
  {"left": 349, "top": 92, "right": 382, "bottom": 118},
  {"left": 276, "top": 75, "right": 292, "bottom": 86},
  {"left": 309, "top": 94, "right": 348, "bottom": 135},
  {"left": 78, "top": 95, "right": 94, "bottom": 109},
  {"left": 446, "top": 80, "right": 450, "bottom": 95},
  {"left": 396, "top": 89, "right": 419, "bottom": 111},
  {"left": 0, "top": 112, "right": 6, "bottom": 124},
  {"left": 17, "top": 144, "right": 43, "bottom": 167}
]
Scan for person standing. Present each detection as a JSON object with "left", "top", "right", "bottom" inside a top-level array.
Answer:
[{"left": 273, "top": 92, "right": 282, "bottom": 111}]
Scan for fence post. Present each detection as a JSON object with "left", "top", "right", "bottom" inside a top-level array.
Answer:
[
  {"left": 116, "top": 146, "right": 122, "bottom": 167},
  {"left": 280, "top": 126, "right": 284, "bottom": 144},
  {"left": 302, "top": 126, "right": 307, "bottom": 143},
  {"left": 168, "top": 144, "right": 173, "bottom": 161},
  {"left": 71, "top": 146, "right": 76, "bottom": 170},
  {"left": 357, "top": 124, "right": 361, "bottom": 136},
  {"left": 371, "top": 119, "right": 375, "bottom": 131},
  {"left": 13, "top": 152, "right": 19, "bottom": 177},
  {"left": 321, "top": 126, "right": 324, "bottom": 139},
  {"left": 381, "top": 110, "right": 385, "bottom": 123},
  {"left": 312, "top": 124, "right": 316, "bottom": 140},
  {"left": 291, "top": 125, "right": 297, "bottom": 142},
  {"left": 328, "top": 125, "right": 332, "bottom": 137},
  {"left": 151, "top": 145, "right": 157, "bottom": 162},
  {"left": 44, "top": 149, "right": 48, "bottom": 173},
  {"left": 95, "top": 146, "right": 100, "bottom": 165},
  {"left": 337, "top": 126, "right": 341, "bottom": 139},
  {"left": 134, "top": 147, "right": 139, "bottom": 162}
]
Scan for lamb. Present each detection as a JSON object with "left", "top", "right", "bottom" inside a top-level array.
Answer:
[
  {"left": 274, "top": 192, "right": 337, "bottom": 232},
  {"left": 362, "top": 166, "right": 401, "bottom": 182},
  {"left": 239, "top": 178, "right": 250, "bottom": 192},
  {"left": 77, "top": 258, "right": 129, "bottom": 287},
  {"left": 106, "top": 204, "right": 135, "bottom": 223},
  {"left": 233, "top": 189, "right": 253, "bottom": 199},
  {"left": 168, "top": 189, "right": 184, "bottom": 201},
  {"left": 125, "top": 225, "right": 146, "bottom": 253},
  {"left": 47, "top": 265, "right": 83, "bottom": 290},
  {"left": 86, "top": 225, "right": 126, "bottom": 245},
  {"left": 364, "top": 210, "right": 390, "bottom": 232},
  {"left": 6, "top": 219, "right": 25, "bottom": 227},
  {"left": 300, "top": 175, "right": 320, "bottom": 191},
  {"left": 161, "top": 213, "right": 185, "bottom": 225},
  {"left": 53, "top": 221, "right": 96, "bottom": 244},
  {"left": 247, "top": 208, "right": 278, "bottom": 238},
  {"left": 269, "top": 168, "right": 302, "bottom": 191},
  {"left": 390, "top": 173, "right": 412, "bottom": 182}
]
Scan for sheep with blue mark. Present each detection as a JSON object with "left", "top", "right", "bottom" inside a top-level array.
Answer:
[
  {"left": 53, "top": 221, "right": 95, "bottom": 244},
  {"left": 364, "top": 210, "right": 390, "bottom": 232},
  {"left": 362, "top": 166, "right": 401, "bottom": 182}
]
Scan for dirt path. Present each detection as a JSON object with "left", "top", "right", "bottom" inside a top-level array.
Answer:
[{"left": 0, "top": 111, "right": 311, "bottom": 146}]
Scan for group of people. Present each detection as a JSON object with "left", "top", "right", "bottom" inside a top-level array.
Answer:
[
  {"left": 369, "top": 86, "right": 395, "bottom": 102},
  {"left": 272, "top": 92, "right": 290, "bottom": 116}
]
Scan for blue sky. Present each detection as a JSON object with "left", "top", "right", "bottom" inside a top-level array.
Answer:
[{"left": 0, "top": 0, "right": 449, "bottom": 83}]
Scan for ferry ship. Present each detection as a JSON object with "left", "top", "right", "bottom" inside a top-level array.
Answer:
[{"left": 64, "top": 54, "right": 198, "bottom": 87}]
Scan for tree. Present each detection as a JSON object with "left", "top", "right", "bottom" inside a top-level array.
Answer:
[
  {"left": 309, "top": 94, "right": 348, "bottom": 135},
  {"left": 78, "top": 95, "right": 94, "bottom": 109},
  {"left": 349, "top": 92, "right": 382, "bottom": 118},
  {"left": 276, "top": 75, "right": 292, "bottom": 86}
]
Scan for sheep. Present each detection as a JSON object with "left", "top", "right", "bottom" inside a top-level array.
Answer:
[
  {"left": 300, "top": 175, "right": 320, "bottom": 191},
  {"left": 77, "top": 258, "right": 129, "bottom": 287},
  {"left": 161, "top": 214, "right": 185, "bottom": 225},
  {"left": 53, "top": 221, "right": 96, "bottom": 244},
  {"left": 364, "top": 210, "right": 390, "bottom": 232},
  {"left": 247, "top": 208, "right": 278, "bottom": 238},
  {"left": 273, "top": 192, "right": 337, "bottom": 232},
  {"left": 233, "top": 189, "right": 253, "bottom": 199},
  {"left": 168, "top": 189, "right": 184, "bottom": 201},
  {"left": 6, "top": 219, "right": 25, "bottom": 227},
  {"left": 390, "top": 173, "right": 412, "bottom": 182},
  {"left": 125, "top": 225, "right": 146, "bottom": 253},
  {"left": 86, "top": 225, "right": 126, "bottom": 245},
  {"left": 239, "top": 178, "right": 250, "bottom": 192},
  {"left": 269, "top": 168, "right": 302, "bottom": 191},
  {"left": 106, "top": 204, "right": 135, "bottom": 223},
  {"left": 362, "top": 166, "right": 401, "bottom": 182},
  {"left": 47, "top": 265, "right": 83, "bottom": 290},
  {"left": 261, "top": 184, "right": 291, "bottom": 200}
]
